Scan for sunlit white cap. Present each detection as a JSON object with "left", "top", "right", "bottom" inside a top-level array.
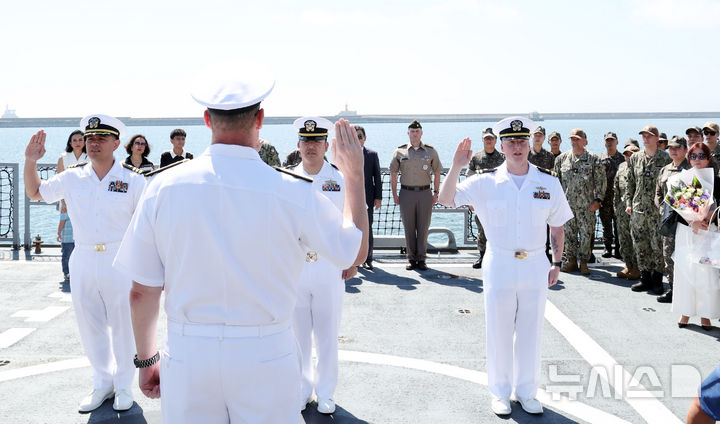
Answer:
[
  {"left": 191, "top": 62, "right": 275, "bottom": 110},
  {"left": 492, "top": 116, "right": 538, "bottom": 141},
  {"left": 293, "top": 116, "right": 334, "bottom": 140},
  {"left": 80, "top": 114, "right": 126, "bottom": 139}
]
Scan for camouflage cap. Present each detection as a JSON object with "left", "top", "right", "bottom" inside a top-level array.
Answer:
[
  {"left": 569, "top": 128, "right": 587, "bottom": 139},
  {"left": 658, "top": 132, "right": 668, "bottom": 142},
  {"left": 703, "top": 121, "right": 719, "bottom": 133},
  {"left": 686, "top": 126, "right": 702, "bottom": 136},
  {"left": 624, "top": 138, "right": 640, "bottom": 148},
  {"left": 548, "top": 131, "right": 562, "bottom": 140},
  {"left": 639, "top": 125, "right": 659, "bottom": 137},
  {"left": 667, "top": 136, "right": 687, "bottom": 148},
  {"left": 481, "top": 127, "right": 496, "bottom": 139},
  {"left": 533, "top": 126, "right": 546, "bottom": 135},
  {"left": 604, "top": 131, "right": 618, "bottom": 141},
  {"left": 623, "top": 144, "right": 640, "bottom": 154}
]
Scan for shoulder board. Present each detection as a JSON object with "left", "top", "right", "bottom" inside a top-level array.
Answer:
[
  {"left": 67, "top": 162, "right": 88, "bottom": 169},
  {"left": 423, "top": 144, "right": 434, "bottom": 149},
  {"left": 477, "top": 168, "right": 497, "bottom": 174},
  {"left": 122, "top": 163, "right": 144, "bottom": 174},
  {"left": 330, "top": 163, "right": 339, "bottom": 170},
  {"left": 537, "top": 167, "right": 558, "bottom": 177},
  {"left": 144, "top": 159, "right": 190, "bottom": 178},
  {"left": 397, "top": 144, "right": 407, "bottom": 148},
  {"left": 273, "top": 166, "right": 313, "bottom": 182}
]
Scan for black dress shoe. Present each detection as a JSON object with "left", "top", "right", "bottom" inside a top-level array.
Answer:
[
  {"left": 656, "top": 290, "right": 672, "bottom": 303},
  {"left": 406, "top": 261, "right": 417, "bottom": 270},
  {"left": 472, "top": 258, "right": 482, "bottom": 269},
  {"left": 365, "top": 262, "right": 373, "bottom": 270},
  {"left": 678, "top": 322, "right": 688, "bottom": 328},
  {"left": 416, "top": 261, "right": 429, "bottom": 271},
  {"left": 602, "top": 249, "right": 613, "bottom": 258},
  {"left": 702, "top": 325, "right": 714, "bottom": 331}
]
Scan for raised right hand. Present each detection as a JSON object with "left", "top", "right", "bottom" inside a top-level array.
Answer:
[
  {"left": 453, "top": 137, "right": 473, "bottom": 168},
  {"left": 331, "top": 119, "right": 363, "bottom": 178},
  {"left": 25, "top": 130, "right": 47, "bottom": 161}
]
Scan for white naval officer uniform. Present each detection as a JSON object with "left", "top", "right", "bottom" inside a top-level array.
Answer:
[
  {"left": 453, "top": 163, "right": 572, "bottom": 400},
  {"left": 291, "top": 160, "right": 346, "bottom": 405},
  {"left": 113, "top": 144, "right": 362, "bottom": 424},
  {"left": 39, "top": 158, "right": 146, "bottom": 393}
]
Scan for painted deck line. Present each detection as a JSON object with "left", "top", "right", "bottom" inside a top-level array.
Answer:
[
  {"left": 544, "top": 300, "right": 683, "bottom": 424},
  {"left": 0, "top": 328, "right": 36, "bottom": 349},
  {"left": 0, "top": 357, "right": 89, "bottom": 382},
  {"left": 11, "top": 306, "right": 70, "bottom": 322},
  {"left": 339, "top": 350, "right": 631, "bottom": 424}
]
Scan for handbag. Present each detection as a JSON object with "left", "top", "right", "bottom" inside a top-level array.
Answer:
[{"left": 659, "top": 203, "right": 679, "bottom": 237}]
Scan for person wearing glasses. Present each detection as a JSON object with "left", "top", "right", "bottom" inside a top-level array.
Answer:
[
  {"left": 124, "top": 134, "right": 155, "bottom": 173},
  {"left": 24, "top": 114, "right": 146, "bottom": 413},
  {"left": 355, "top": 125, "right": 382, "bottom": 270},
  {"left": 703, "top": 122, "right": 720, "bottom": 167},
  {"left": 625, "top": 125, "right": 671, "bottom": 295}
]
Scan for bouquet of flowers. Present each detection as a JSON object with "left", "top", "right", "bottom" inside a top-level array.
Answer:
[{"left": 664, "top": 167, "right": 715, "bottom": 222}]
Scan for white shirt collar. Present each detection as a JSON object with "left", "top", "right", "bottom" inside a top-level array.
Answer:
[
  {"left": 201, "top": 143, "right": 262, "bottom": 161},
  {"left": 495, "top": 162, "right": 541, "bottom": 185}
]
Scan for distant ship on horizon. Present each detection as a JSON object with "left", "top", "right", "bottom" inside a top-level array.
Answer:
[{"left": 2, "top": 105, "right": 18, "bottom": 119}]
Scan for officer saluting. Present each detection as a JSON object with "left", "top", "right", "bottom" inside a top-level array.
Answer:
[
  {"left": 114, "top": 67, "right": 368, "bottom": 423},
  {"left": 24, "top": 115, "right": 146, "bottom": 413},
  {"left": 438, "top": 117, "right": 573, "bottom": 416},
  {"left": 290, "top": 116, "right": 355, "bottom": 414}
]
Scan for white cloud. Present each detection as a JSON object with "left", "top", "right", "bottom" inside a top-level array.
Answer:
[{"left": 631, "top": 0, "right": 720, "bottom": 28}]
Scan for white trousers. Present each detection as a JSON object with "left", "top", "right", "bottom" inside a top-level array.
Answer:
[
  {"left": 292, "top": 257, "right": 344, "bottom": 401},
  {"left": 161, "top": 322, "right": 300, "bottom": 424},
  {"left": 483, "top": 249, "right": 548, "bottom": 399},
  {"left": 69, "top": 245, "right": 135, "bottom": 391}
]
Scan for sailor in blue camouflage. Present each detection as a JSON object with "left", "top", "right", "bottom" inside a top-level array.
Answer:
[
  {"left": 466, "top": 128, "right": 505, "bottom": 265},
  {"left": 614, "top": 145, "right": 639, "bottom": 278},
  {"left": 598, "top": 132, "right": 626, "bottom": 257},
  {"left": 258, "top": 139, "right": 281, "bottom": 167}
]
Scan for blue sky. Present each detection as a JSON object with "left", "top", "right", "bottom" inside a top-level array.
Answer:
[{"left": 1, "top": 0, "right": 718, "bottom": 118}]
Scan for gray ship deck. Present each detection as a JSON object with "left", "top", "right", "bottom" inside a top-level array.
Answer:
[{"left": 0, "top": 248, "right": 717, "bottom": 424}]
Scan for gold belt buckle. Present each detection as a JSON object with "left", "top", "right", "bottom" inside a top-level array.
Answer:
[
  {"left": 514, "top": 250, "right": 528, "bottom": 260},
  {"left": 94, "top": 244, "right": 106, "bottom": 252},
  {"left": 306, "top": 251, "right": 317, "bottom": 263}
]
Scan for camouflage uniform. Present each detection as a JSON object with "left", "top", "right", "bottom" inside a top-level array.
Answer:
[
  {"left": 528, "top": 147, "right": 555, "bottom": 171},
  {"left": 613, "top": 162, "right": 635, "bottom": 266},
  {"left": 624, "top": 149, "right": 671, "bottom": 273},
  {"left": 598, "top": 151, "right": 625, "bottom": 252},
  {"left": 467, "top": 149, "right": 505, "bottom": 255},
  {"left": 553, "top": 150, "right": 606, "bottom": 261},
  {"left": 258, "top": 141, "right": 280, "bottom": 167},
  {"left": 283, "top": 149, "right": 302, "bottom": 168},
  {"left": 654, "top": 159, "right": 690, "bottom": 287}
]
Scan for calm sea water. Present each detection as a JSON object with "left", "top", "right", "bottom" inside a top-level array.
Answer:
[{"left": 2, "top": 117, "right": 718, "bottom": 246}]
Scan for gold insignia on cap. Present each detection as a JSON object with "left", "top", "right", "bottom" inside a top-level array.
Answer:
[
  {"left": 511, "top": 120, "right": 523, "bottom": 132},
  {"left": 304, "top": 120, "right": 316, "bottom": 133},
  {"left": 88, "top": 117, "right": 100, "bottom": 129}
]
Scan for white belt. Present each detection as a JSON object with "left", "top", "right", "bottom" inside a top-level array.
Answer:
[
  {"left": 487, "top": 246, "right": 544, "bottom": 260},
  {"left": 75, "top": 241, "right": 122, "bottom": 252},
  {"left": 168, "top": 320, "right": 290, "bottom": 338}
]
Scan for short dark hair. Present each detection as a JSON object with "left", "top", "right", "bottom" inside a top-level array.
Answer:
[
  {"left": 125, "top": 134, "right": 151, "bottom": 157},
  {"left": 170, "top": 128, "right": 186, "bottom": 139},
  {"left": 354, "top": 125, "right": 366, "bottom": 138},
  {"left": 65, "top": 130, "right": 85, "bottom": 153},
  {"left": 207, "top": 103, "right": 260, "bottom": 131}
]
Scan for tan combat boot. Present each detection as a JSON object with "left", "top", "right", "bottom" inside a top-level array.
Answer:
[
  {"left": 561, "top": 257, "right": 578, "bottom": 273},
  {"left": 579, "top": 260, "right": 591, "bottom": 275},
  {"left": 617, "top": 262, "right": 631, "bottom": 278},
  {"left": 627, "top": 263, "right": 641, "bottom": 280}
]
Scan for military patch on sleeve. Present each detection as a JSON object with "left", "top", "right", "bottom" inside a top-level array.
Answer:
[
  {"left": 144, "top": 159, "right": 190, "bottom": 178},
  {"left": 121, "top": 163, "right": 144, "bottom": 174},
  {"left": 273, "top": 166, "right": 313, "bottom": 182},
  {"left": 67, "top": 162, "right": 88, "bottom": 169}
]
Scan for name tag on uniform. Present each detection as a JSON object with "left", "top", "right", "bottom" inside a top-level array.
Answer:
[
  {"left": 322, "top": 180, "right": 341, "bottom": 192},
  {"left": 533, "top": 186, "right": 550, "bottom": 200},
  {"left": 108, "top": 180, "right": 128, "bottom": 193}
]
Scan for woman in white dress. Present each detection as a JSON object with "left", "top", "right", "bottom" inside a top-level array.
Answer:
[
  {"left": 56, "top": 130, "right": 87, "bottom": 213},
  {"left": 673, "top": 142, "right": 720, "bottom": 331}
]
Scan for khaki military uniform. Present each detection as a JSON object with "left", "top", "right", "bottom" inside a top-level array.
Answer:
[
  {"left": 389, "top": 142, "right": 442, "bottom": 262},
  {"left": 553, "top": 150, "right": 606, "bottom": 261},
  {"left": 613, "top": 162, "right": 635, "bottom": 266},
  {"left": 467, "top": 149, "right": 505, "bottom": 256},
  {"left": 258, "top": 141, "right": 280, "bottom": 167},
  {"left": 624, "top": 149, "right": 671, "bottom": 273},
  {"left": 598, "top": 151, "right": 625, "bottom": 252},
  {"left": 528, "top": 147, "right": 555, "bottom": 171},
  {"left": 655, "top": 159, "right": 691, "bottom": 287}
]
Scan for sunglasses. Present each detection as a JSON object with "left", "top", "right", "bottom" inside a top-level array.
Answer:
[
  {"left": 703, "top": 129, "right": 717, "bottom": 136},
  {"left": 134, "top": 142, "right": 146, "bottom": 146},
  {"left": 689, "top": 153, "right": 708, "bottom": 160}
]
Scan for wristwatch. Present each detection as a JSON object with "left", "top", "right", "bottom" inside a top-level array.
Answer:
[
  {"left": 134, "top": 351, "right": 160, "bottom": 368},
  {"left": 552, "top": 261, "right": 562, "bottom": 267}
]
